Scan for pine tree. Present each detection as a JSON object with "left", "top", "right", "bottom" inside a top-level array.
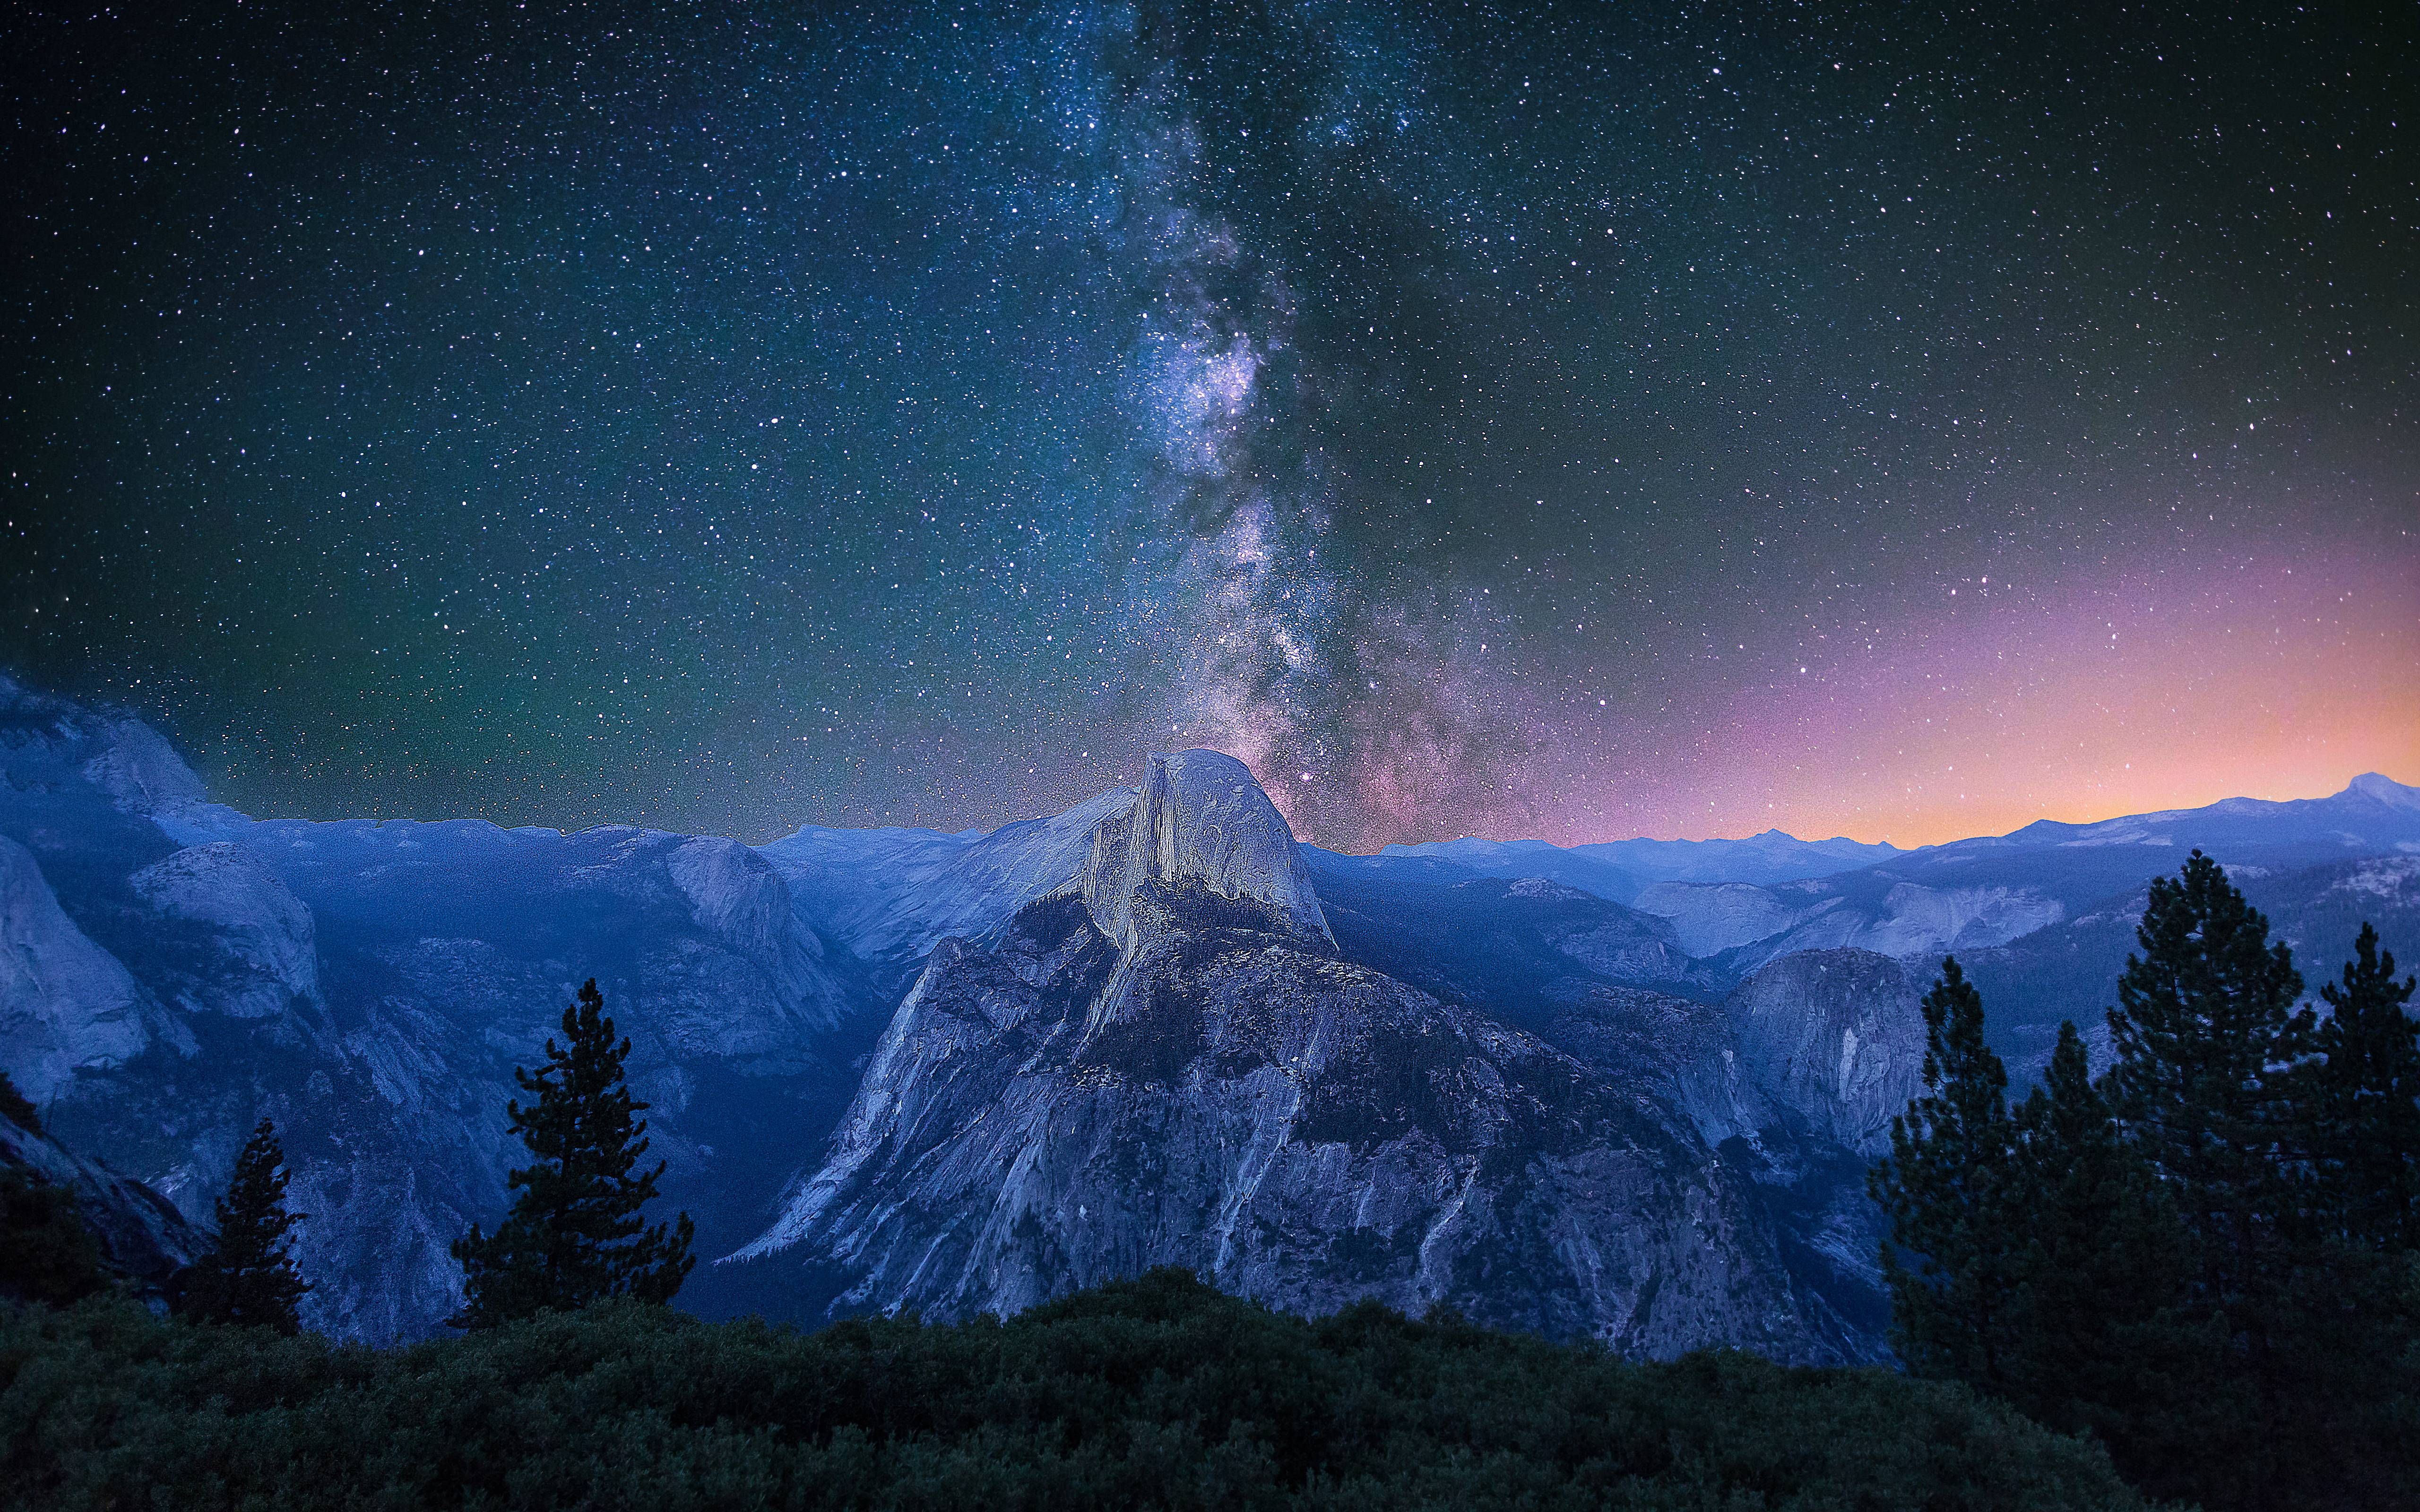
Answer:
[
  {"left": 2307, "top": 923, "right": 2420, "bottom": 1252},
  {"left": 2001, "top": 1022, "right": 2198, "bottom": 1490},
  {"left": 1868, "top": 956, "right": 2024, "bottom": 1389},
  {"left": 450, "top": 979, "right": 694, "bottom": 1329},
  {"left": 0, "top": 1166, "right": 108, "bottom": 1305},
  {"left": 2099, "top": 852, "right": 2321, "bottom": 1510},
  {"left": 2102, "top": 851, "right": 2308, "bottom": 1286},
  {"left": 2278, "top": 923, "right": 2420, "bottom": 1510},
  {"left": 173, "top": 1118, "right": 311, "bottom": 1334}
]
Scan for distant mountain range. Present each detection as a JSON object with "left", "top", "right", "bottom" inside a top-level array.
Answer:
[
  {"left": 1344, "top": 830, "right": 1908, "bottom": 905},
  {"left": 4, "top": 671, "right": 2413, "bottom": 1354}
]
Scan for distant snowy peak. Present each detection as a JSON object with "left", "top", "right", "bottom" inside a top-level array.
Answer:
[
  {"left": 1075, "top": 749, "right": 1331, "bottom": 948},
  {"left": 1957, "top": 772, "right": 2420, "bottom": 859},
  {"left": 2347, "top": 773, "right": 2420, "bottom": 813}
]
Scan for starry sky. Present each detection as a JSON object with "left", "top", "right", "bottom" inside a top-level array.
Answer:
[{"left": 5, "top": 1, "right": 2414, "bottom": 850}]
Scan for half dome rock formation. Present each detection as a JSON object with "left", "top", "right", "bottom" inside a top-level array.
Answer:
[
  {"left": 1075, "top": 749, "right": 1332, "bottom": 950},
  {"left": 726, "top": 755, "right": 1861, "bottom": 1361}
]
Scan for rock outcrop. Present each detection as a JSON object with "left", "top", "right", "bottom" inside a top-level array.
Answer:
[
  {"left": 131, "top": 841, "right": 323, "bottom": 1021},
  {"left": 2, "top": 1104, "right": 202, "bottom": 1295},
  {"left": 1721, "top": 949, "right": 1926, "bottom": 1156},
  {"left": 1074, "top": 750, "right": 1331, "bottom": 949},
  {"left": 0, "top": 834, "right": 185, "bottom": 1104}
]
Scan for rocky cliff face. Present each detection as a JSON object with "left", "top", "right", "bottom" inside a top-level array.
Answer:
[
  {"left": 1633, "top": 876, "right": 2065, "bottom": 984},
  {"left": 2, "top": 1105, "right": 203, "bottom": 1297},
  {"left": 131, "top": 841, "right": 324, "bottom": 1022},
  {"left": 0, "top": 834, "right": 185, "bottom": 1103},
  {"left": 1722, "top": 950, "right": 1927, "bottom": 1157},
  {"left": 726, "top": 756, "right": 1878, "bottom": 1361},
  {"left": 1074, "top": 750, "right": 1332, "bottom": 949},
  {"left": 730, "top": 881, "right": 1858, "bottom": 1359}
]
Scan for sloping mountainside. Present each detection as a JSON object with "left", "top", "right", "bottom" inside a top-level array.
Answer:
[
  {"left": 1309, "top": 853, "right": 1919, "bottom": 1347},
  {"left": 2, "top": 1103, "right": 202, "bottom": 1299},
  {"left": 6, "top": 670, "right": 2413, "bottom": 1352},
  {"left": 726, "top": 753, "right": 1897, "bottom": 1361},
  {"left": 1310, "top": 868, "right": 1714, "bottom": 1008}
]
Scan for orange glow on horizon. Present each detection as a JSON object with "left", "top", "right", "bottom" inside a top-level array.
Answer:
[{"left": 1540, "top": 538, "right": 2420, "bottom": 850}]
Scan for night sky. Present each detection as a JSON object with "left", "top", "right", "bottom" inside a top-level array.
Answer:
[{"left": 6, "top": 2, "right": 2414, "bottom": 850}]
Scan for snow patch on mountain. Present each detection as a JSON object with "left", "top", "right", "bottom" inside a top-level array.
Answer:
[{"left": 2327, "top": 856, "right": 2420, "bottom": 901}]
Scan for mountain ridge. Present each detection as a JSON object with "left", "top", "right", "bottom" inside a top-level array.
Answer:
[{"left": 5, "top": 670, "right": 2415, "bottom": 1347}]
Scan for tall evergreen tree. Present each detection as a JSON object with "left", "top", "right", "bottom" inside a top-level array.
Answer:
[
  {"left": 2280, "top": 923, "right": 2420, "bottom": 1511},
  {"left": 2099, "top": 852, "right": 2327, "bottom": 1511},
  {"left": 1868, "top": 956, "right": 2024, "bottom": 1389},
  {"left": 2102, "top": 851, "right": 2308, "bottom": 1286},
  {"left": 173, "top": 1119, "right": 311, "bottom": 1334},
  {"left": 2307, "top": 923, "right": 2420, "bottom": 1252},
  {"left": 2001, "top": 1022, "right": 2198, "bottom": 1491},
  {"left": 450, "top": 979, "right": 694, "bottom": 1329}
]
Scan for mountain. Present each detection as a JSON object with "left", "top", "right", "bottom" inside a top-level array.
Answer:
[
  {"left": 1363, "top": 831, "right": 1906, "bottom": 906},
  {"left": 5, "top": 670, "right": 2413, "bottom": 1351},
  {"left": 1305, "top": 853, "right": 1920, "bottom": 1344},
  {"left": 1617, "top": 775, "right": 2420, "bottom": 1070},
  {"left": 1635, "top": 868, "right": 2069, "bottom": 983},
  {"left": 1, "top": 674, "right": 885, "bottom": 1339},
  {"left": 1925, "top": 773, "right": 2420, "bottom": 867},
  {"left": 2, "top": 1103, "right": 203, "bottom": 1300},
  {"left": 726, "top": 751, "right": 1881, "bottom": 1360},
  {"left": 1357, "top": 781, "right": 2418, "bottom": 993}
]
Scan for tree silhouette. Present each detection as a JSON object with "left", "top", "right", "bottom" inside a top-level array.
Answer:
[
  {"left": 450, "top": 979, "right": 694, "bottom": 1329},
  {"left": 1868, "top": 955, "right": 2023, "bottom": 1389},
  {"left": 173, "top": 1118, "right": 311, "bottom": 1334},
  {"left": 0, "top": 1066, "right": 40, "bottom": 1133},
  {"left": 2307, "top": 922, "right": 2420, "bottom": 1251}
]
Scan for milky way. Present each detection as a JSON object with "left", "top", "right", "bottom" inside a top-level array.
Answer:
[{"left": 5, "top": 3, "right": 2414, "bottom": 848}]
